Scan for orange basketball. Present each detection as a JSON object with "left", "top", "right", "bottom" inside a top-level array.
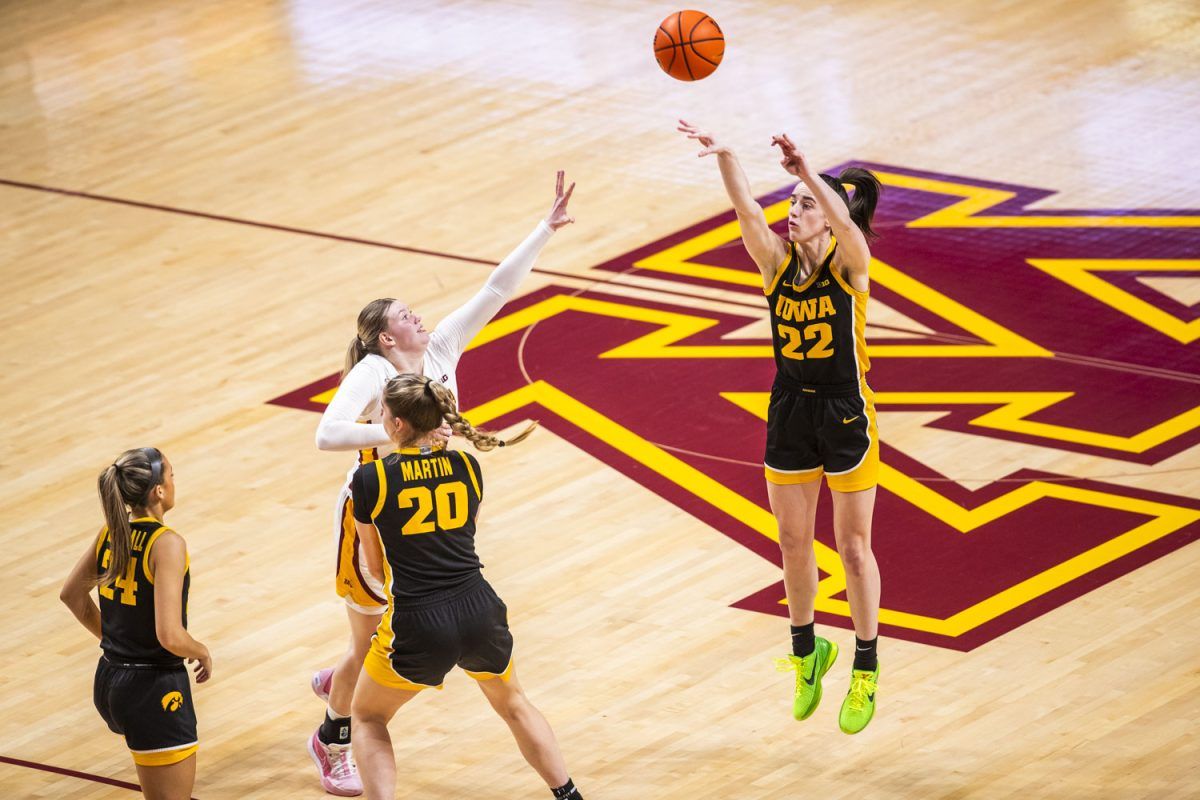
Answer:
[{"left": 654, "top": 10, "right": 724, "bottom": 82}]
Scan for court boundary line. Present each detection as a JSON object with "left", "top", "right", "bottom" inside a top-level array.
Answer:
[
  {"left": 0, "top": 177, "right": 498, "bottom": 266},
  {"left": 0, "top": 753, "right": 200, "bottom": 797}
]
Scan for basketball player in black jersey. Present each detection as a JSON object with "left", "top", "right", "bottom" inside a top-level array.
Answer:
[
  {"left": 679, "top": 121, "right": 883, "bottom": 733},
  {"left": 60, "top": 447, "right": 212, "bottom": 799},
  {"left": 347, "top": 375, "right": 583, "bottom": 800}
]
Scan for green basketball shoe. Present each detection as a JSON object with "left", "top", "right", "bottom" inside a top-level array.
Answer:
[
  {"left": 775, "top": 636, "right": 839, "bottom": 721},
  {"left": 838, "top": 664, "right": 880, "bottom": 734}
]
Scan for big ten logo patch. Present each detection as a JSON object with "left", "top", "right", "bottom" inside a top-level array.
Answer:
[
  {"left": 271, "top": 165, "right": 1200, "bottom": 651},
  {"left": 161, "top": 691, "right": 184, "bottom": 712}
]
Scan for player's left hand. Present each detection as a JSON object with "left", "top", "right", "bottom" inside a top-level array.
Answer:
[
  {"left": 545, "top": 170, "right": 576, "bottom": 230},
  {"left": 431, "top": 423, "right": 453, "bottom": 445},
  {"left": 190, "top": 653, "right": 212, "bottom": 684},
  {"left": 772, "top": 134, "right": 811, "bottom": 177}
]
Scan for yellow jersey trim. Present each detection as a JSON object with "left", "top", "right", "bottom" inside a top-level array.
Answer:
[
  {"left": 94, "top": 527, "right": 109, "bottom": 559},
  {"left": 373, "top": 544, "right": 398, "bottom": 654},
  {"left": 141, "top": 526, "right": 175, "bottom": 585},
  {"left": 397, "top": 444, "right": 446, "bottom": 455},
  {"left": 800, "top": 235, "right": 838, "bottom": 293},
  {"left": 763, "top": 243, "right": 794, "bottom": 296},
  {"left": 371, "top": 459, "right": 388, "bottom": 520},
  {"left": 771, "top": 236, "right": 838, "bottom": 297},
  {"left": 458, "top": 452, "right": 481, "bottom": 500},
  {"left": 829, "top": 254, "right": 870, "bottom": 298}
]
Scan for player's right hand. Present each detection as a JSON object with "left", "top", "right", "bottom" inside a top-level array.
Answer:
[
  {"left": 771, "top": 133, "right": 812, "bottom": 177},
  {"left": 678, "top": 119, "right": 729, "bottom": 157}
]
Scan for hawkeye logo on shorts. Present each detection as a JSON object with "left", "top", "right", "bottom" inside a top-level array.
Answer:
[
  {"left": 161, "top": 692, "right": 184, "bottom": 712},
  {"left": 270, "top": 164, "right": 1200, "bottom": 652}
]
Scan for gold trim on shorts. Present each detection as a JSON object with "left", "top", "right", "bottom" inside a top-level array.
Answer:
[{"left": 130, "top": 743, "right": 198, "bottom": 767}]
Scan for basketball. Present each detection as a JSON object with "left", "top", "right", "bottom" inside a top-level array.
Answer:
[{"left": 654, "top": 10, "right": 724, "bottom": 81}]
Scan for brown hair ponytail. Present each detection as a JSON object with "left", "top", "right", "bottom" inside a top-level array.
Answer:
[
  {"left": 343, "top": 298, "right": 397, "bottom": 380},
  {"left": 819, "top": 167, "right": 882, "bottom": 240},
  {"left": 381, "top": 375, "right": 537, "bottom": 451},
  {"left": 94, "top": 447, "right": 164, "bottom": 588}
]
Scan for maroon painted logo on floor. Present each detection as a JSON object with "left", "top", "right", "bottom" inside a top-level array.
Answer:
[{"left": 272, "top": 165, "right": 1200, "bottom": 650}]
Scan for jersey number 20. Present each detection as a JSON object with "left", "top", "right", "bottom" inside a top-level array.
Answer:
[{"left": 397, "top": 482, "right": 469, "bottom": 535}]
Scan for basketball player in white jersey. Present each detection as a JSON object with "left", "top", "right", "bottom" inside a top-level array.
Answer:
[{"left": 305, "top": 171, "right": 575, "bottom": 795}]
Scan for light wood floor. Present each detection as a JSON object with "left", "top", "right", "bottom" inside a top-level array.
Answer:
[{"left": 2, "top": 1, "right": 1199, "bottom": 798}]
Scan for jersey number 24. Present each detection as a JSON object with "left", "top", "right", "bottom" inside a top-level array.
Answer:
[{"left": 98, "top": 551, "right": 139, "bottom": 606}]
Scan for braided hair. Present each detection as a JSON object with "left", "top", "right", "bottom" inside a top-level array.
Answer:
[{"left": 381, "top": 375, "right": 536, "bottom": 451}]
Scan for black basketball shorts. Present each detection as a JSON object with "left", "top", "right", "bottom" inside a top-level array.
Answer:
[
  {"left": 94, "top": 656, "right": 198, "bottom": 766},
  {"left": 764, "top": 378, "right": 879, "bottom": 492},
  {"left": 364, "top": 578, "right": 514, "bottom": 691}
]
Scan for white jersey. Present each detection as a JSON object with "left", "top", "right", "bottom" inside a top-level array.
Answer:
[
  {"left": 331, "top": 342, "right": 460, "bottom": 479},
  {"left": 315, "top": 220, "right": 555, "bottom": 485}
]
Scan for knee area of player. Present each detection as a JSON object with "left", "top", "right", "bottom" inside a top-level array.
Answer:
[
  {"left": 777, "top": 527, "right": 817, "bottom": 555},
  {"left": 835, "top": 539, "right": 872, "bottom": 575},
  {"left": 350, "top": 696, "right": 392, "bottom": 724},
  {"left": 488, "top": 692, "right": 532, "bottom": 723}
]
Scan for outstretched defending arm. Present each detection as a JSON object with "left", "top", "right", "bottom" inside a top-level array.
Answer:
[{"left": 433, "top": 171, "right": 575, "bottom": 357}]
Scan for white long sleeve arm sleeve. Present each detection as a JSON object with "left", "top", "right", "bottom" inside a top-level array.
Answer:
[
  {"left": 314, "top": 361, "right": 395, "bottom": 451},
  {"left": 432, "top": 220, "right": 555, "bottom": 356}
]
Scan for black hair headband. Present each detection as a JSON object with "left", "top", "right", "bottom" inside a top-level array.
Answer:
[{"left": 140, "top": 447, "right": 164, "bottom": 497}]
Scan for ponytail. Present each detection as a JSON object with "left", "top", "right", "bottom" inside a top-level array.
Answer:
[
  {"left": 96, "top": 465, "right": 132, "bottom": 589},
  {"left": 380, "top": 374, "right": 537, "bottom": 451},
  {"left": 819, "top": 167, "right": 882, "bottom": 240},
  {"left": 93, "top": 447, "right": 164, "bottom": 588},
  {"left": 343, "top": 337, "right": 370, "bottom": 382},
  {"left": 343, "top": 298, "right": 398, "bottom": 381}
]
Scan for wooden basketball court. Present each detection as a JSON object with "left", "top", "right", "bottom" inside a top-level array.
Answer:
[{"left": 2, "top": 1, "right": 1198, "bottom": 797}]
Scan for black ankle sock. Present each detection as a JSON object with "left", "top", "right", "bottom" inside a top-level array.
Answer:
[
  {"left": 552, "top": 778, "right": 582, "bottom": 799},
  {"left": 318, "top": 709, "right": 351, "bottom": 746},
  {"left": 790, "top": 623, "right": 815, "bottom": 658},
  {"left": 853, "top": 636, "right": 878, "bottom": 671}
]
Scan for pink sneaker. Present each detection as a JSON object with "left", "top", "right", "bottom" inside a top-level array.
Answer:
[
  {"left": 307, "top": 730, "right": 363, "bottom": 796},
  {"left": 311, "top": 667, "right": 333, "bottom": 702}
]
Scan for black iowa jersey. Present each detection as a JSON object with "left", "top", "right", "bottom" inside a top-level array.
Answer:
[
  {"left": 96, "top": 519, "right": 189, "bottom": 666},
  {"left": 765, "top": 237, "right": 870, "bottom": 390},
  {"left": 351, "top": 445, "right": 484, "bottom": 604}
]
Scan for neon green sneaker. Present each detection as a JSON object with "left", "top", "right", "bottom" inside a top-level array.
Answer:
[
  {"left": 775, "top": 636, "right": 838, "bottom": 720},
  {"left": 838, "top": 664, "right": 880, "bottom": 734}
]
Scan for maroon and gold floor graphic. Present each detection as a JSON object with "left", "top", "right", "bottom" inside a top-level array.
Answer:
[{"left": 271, "top": 165, "right": 1200, "bottom": 650}]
